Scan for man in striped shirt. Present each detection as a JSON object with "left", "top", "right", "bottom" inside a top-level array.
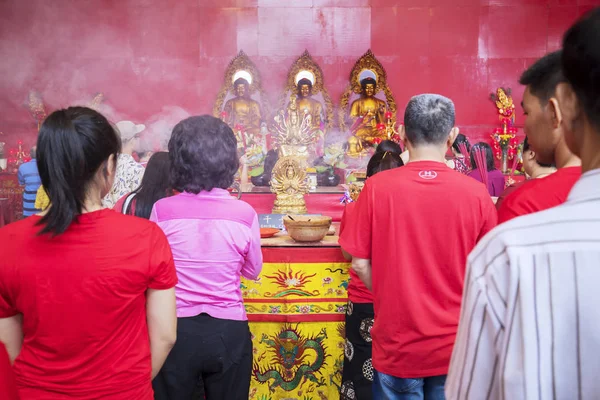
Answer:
[
  {"left": 17, "top": 146, "right": 41, "bottom": 217},
  {"left": 446, "top": 8, "right": 600, "bottom": 399}
]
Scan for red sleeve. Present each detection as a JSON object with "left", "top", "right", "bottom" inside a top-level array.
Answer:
[
  {"left": 0, "top": 344, "right": 18, "bottom": 400},
  {"left": 338, "top": 181, "right": 373, "bottom": 260},
  {"left": 148, "top": 225, "right": 178, "bottom": 290},
  {"left": 497, "top": 194, "right": 523, "bottom": 224},
  {"left": 478, "top": 196, "right": 498, "bottom": 242},
  {"left": 0, "top": 248, "right": 17, "bottom": 318}
]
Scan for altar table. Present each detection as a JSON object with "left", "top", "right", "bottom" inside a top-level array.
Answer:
[{"left": 244, "top": 234, "right": 350, "bottom": 400}]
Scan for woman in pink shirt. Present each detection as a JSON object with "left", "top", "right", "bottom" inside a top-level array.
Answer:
[{"left": 151, "top": 115, "right": 262, "bottom": 400}]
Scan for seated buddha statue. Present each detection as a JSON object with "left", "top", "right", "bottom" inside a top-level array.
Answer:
[
  {"left": 296, "top": 78, "right": 324, "bottom": 130},
  {"left": 349, "top": 77, "right": 388, "bottom": 145},
  {"left": 270, "top": 157, "right": 308, "bottom": 214},
  {"left": 223, "top": 77, "right": 263, "bottom": 137}
]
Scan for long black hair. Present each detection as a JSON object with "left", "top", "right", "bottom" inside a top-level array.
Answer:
[
  {"left": 123, "top": 152, "right": 171, "bottom": 219},
  {"left": 36, "top": 107, "right": 120, "bottom": 235},
  {"left": 470, "top": 142, "right": 496, "bottom": 171},
  {"left": 375, "top": 140, "right": 402, "bottom": 154},
  {"left": 367, "top": 151, "right": 404, "bottom": 177}
]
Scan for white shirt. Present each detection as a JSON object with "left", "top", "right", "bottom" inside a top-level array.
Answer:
[
  {"left": 446, "top": 169, "right": 600, "bottom": 400},
  {"left": 102, "top": 154, "right": 145, "bottom": 208}
]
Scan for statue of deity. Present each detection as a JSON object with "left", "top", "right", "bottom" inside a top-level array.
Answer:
[
  {"left": 270, "top": 156, "right": 308, "bottom": 214},
  {"left": 349, "top": 76, "right": 388, "bottom": 145},
  {"left": 272, "top": 94, "right": 320, "bottom": 161},
  {"left": 223, "top": 75, "right": 263, "bottom": 137},
  {"left": 296, "top": 77, "right": 324, "bottom": 130}
]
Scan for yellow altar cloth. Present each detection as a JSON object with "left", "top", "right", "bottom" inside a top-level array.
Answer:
[{"left": 244, "top": 242, "right": 350, "bottom": 400}]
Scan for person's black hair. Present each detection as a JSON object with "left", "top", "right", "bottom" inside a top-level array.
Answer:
[
  {"left": 169, "top": 115, "right": 239, "bottom": 194},
  {"left": 297, "top": 78, "right": 313, "bottom": 94},
  {"left": 36, "top": 107, "right": 121, "bottom": 235},
  {"left": 366, "top": 151, "right": 404, "bottom": 178},
  {"left": 233, "top": 78, "right": 249, "bottom": 88},
  {"left": 470, "top": 142, "right": 496, "bottom": 171},
  {"left": 360, "top": 77, "right": 377, "bottom": 91},
  {"left": 522, "top": 137, "right": 554, "bottom": 168},
  {"left": 562, "top": 8, "right": 600, "bottom": 130},
  {"left": 519, "top": 51, "right": 566, "bottom": 103},
  {"left": 451, "top": 133, "right": 471, "bottom": 155},
  {"left": 124, "top": 152, "right": 171, "bottom": 219},
  {"left": 375, "top": 140, "right": 402, "bottom": 154}
]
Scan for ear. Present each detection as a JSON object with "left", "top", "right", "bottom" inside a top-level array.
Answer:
[
  {"left": 398, "top": 124, "right": 407, "bottom": 143},
  {"left": 106, "top": 154, "right": 117, "bottom": 178},
  {"left": 555, "top": 82, "right": 579, "bottom": 133},
  {"left": 528, "top": 150, "right": 536, "bottom": 161},
  {"left": 447, "top": 127, "right": 459, "bottom": 148},
  {"left": 548, "top": 97, "right": 563, "bottom": 129}
]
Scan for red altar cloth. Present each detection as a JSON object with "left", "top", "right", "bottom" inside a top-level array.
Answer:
[{"left": 240, "top": 186, "right": 345, "bottom": 222}]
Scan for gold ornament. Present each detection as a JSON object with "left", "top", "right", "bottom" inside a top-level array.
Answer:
[
  {"left": 270, "top": 156, "right": 308, "bottom": 215},
  {"left": 272, "top": 94, "right": 321, "bottom": 161}
]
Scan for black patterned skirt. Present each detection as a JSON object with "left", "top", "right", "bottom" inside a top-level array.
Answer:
[{"left": 340, "top": 300, "right": 374, "bottom": 400}]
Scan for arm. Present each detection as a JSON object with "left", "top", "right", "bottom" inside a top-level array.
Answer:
[
  {"left": 146, "top": 288, "right": 176, "bottom": 379},
  {"left": 241, "top": 215, "right": 263, "bottom": 280},
  {"left": 351, "top": 257, "right": 372, "bottom": 291},
  {"left": 446, "top": 272, "right": 504, "bottom": 400},
  {"left": 17, "top": 167, "right": 24, "bottom": 186},
  {"left": 0, "top": 315, "right": 23, "bottom": 364}
]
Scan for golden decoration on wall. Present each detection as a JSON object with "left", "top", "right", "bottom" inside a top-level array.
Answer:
[
  {"left": 277, "top": 50, "right": 334, "bottom": 133},
  {"left": 338, "top": 50, "right": 397, "bottom": 156},
  {"left": 270, "top": 156, "right": 308, "bottom": 215},
  {"left": 212, "top": 50, "right": 271, "bottom": 126}
]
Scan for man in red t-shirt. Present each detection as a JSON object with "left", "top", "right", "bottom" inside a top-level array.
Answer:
[
  {"left": 339, "top": 94, "right": 497, "bottom": 398},
  {"left": 497, "top": 51, "right": 581, "bottom": 224}
]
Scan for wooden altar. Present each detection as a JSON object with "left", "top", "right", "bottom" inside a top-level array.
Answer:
[{"left": 244, "top": 232, "right": 349, "bottom": 400}]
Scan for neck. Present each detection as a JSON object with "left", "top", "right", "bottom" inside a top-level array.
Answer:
[
  {"left": 579, "top": 129, "right": 600, "bottom": 173},
  {"left": 531, "top": 167, "right": 555, "bottom": 179},
  {"left": 554, "top": 138, "right": 581, "bottom": 169},
  {"left": 407, "top": 144, "right": 447, "bottom": 164}
]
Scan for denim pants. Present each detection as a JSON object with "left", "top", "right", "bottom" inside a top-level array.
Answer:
[{"left": 373, "top": 370, "right": 446, "bottom": 400}]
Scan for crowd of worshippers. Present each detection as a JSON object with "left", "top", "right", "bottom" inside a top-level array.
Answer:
[{"left": 1, "top": 9, "right": 600, "bottom": 400}]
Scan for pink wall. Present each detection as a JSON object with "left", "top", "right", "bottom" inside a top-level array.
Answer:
[{"left": 0, "top": 0, "right": 598, "bottom": 150}]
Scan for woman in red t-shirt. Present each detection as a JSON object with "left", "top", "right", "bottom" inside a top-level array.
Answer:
[
  {"left": 0, "top": 107, "right": 178, "bottom": 399},
  {"left": 114, "top": 151, "right": 172, "bottom": 219},
  {"left": 339, "top": 149, "right": 403, "bottom": 400}
]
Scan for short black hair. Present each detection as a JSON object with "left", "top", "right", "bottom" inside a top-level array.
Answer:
[
  {"left": 37, "top": 107, "right": 120, "bottom": 235},
  {"left": 451, "top": 133, "right": 471, "bottom": 155},
  {"left": 562, "top": 8, "right": 600, "bottom": 130},
  {"left": 519, "top": 51, "right": 566, "bottom": 103},
  {"left": 522, "top": 137, "right": 555, "bottom": 168},
  {"left": 169, "top": 115, "right": 239, "bottom": 194},
  {"left": 366, "top": 150, "right": 404, "bottom": 178},
  {"left": 375, "top": 140, "right": 402, "bottom": 154},
  {"left": 470, "top": 142, "right": 496, "bottom": 171},
  {"left": 404, "top": 94, "right": 455, "bottom": 146}
]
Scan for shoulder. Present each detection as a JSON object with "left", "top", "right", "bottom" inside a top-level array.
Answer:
[
  {"left": 500, "top": 177, "right": 543, "bottom": 207},
  {"left": 0, "top": 217, "right": 38, "bottom": 243}
]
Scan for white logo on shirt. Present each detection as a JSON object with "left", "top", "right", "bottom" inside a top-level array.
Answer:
[{"left": 419, "top": 170, "right": 438, "bottom": 180}]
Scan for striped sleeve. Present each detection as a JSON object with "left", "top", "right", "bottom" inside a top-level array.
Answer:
[{"left": 446, "top": 258, "right": 506, "bottom": 400}]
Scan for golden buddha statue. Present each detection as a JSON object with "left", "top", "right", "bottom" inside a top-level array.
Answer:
[
  {"left": 349, "top": 75, "right": 388, "bottom": 144},
  {"left": 271, "top": 156, "right": 308, "bottom": 214},
  {"left": 296, "top": 77, "right": 324, "bottom": 130},
  {"left": 223, "top": 73, "right": 263, "bottom": 137}
]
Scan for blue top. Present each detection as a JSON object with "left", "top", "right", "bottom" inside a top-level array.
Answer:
[{"left": 17, "top": 159, "right": 42, "bottom": 216}]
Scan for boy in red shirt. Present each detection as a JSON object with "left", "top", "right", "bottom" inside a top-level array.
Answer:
[
  {"left": 497, "top": 51, "right": 581, "bottom": 224},
  {"left": 339, "top": 94, "right": 497, "bottom": 399}
]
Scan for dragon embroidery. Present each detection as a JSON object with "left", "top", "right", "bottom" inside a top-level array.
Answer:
[{"left": 253, "top": 325, "right": 329, "bottom": 393}]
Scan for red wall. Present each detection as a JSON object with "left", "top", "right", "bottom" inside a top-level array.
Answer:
[{"left": 0, "top": 0, "right": 597, "bottom": 150}]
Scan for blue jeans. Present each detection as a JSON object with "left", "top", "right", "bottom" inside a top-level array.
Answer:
[{"left": 373, "top": 370, "right": 446, "bottom": 400}]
